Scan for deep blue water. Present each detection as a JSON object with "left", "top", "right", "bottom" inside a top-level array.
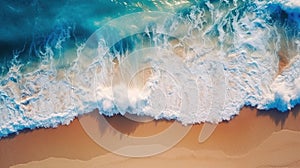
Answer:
[{"left": 0, "top": 0, "right": 299, "bottom": 138}]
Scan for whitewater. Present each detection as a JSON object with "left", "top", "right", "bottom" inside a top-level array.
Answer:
[{"left": 0, "top": 0, "right": 299, "bottom": 138}]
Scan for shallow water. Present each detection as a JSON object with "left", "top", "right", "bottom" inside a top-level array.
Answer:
[{"left": 0, "top": 0, "right": 299, "bottom": 138}]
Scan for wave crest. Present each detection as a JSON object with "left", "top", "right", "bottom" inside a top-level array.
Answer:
[{"left": 0, "top": 0, "right": 299, "bottom": 138}]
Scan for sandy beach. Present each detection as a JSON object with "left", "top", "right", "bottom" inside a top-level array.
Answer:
[
  {"left": 0, "top": 106, "right": 300, "bottom": 168},
  {"left": 1, "top": 1, "right": 300, "bottom": 168},
  {"left": 2, "top": 34, "right": 298, "bottom": 168}
]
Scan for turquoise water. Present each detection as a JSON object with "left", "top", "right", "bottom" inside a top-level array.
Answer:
[{"left": 0, "top": 0, "right": 299, "bottom": 137}]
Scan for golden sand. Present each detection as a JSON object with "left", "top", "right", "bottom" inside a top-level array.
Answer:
[{"left": 0, "top": 106, "right": 300, "bottom": 168}]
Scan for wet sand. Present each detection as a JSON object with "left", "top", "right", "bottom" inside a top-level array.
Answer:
[{"left": 0, "top": 106, "right": 300, "bottom": 168}]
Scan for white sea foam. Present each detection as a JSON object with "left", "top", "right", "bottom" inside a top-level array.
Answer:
[{"left": 0, "top": 0, "right": 299, "bottom": 138}]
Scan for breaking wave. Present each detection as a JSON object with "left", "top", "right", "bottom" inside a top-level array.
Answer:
[{"left": 0, "top": 0, "right": 299, "bottom": 138}]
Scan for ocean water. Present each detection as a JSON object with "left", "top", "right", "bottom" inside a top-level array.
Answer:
[{"left": 0, "top": 0, "right": 299, "bottom": 138}]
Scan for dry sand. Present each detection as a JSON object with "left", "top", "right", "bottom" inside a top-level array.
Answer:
[{"left": 0, "top": 106, "right": 300, "bottom": 168}]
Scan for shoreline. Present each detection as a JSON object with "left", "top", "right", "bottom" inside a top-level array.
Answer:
[{"left": 0, "top": 106, "right": 300, "bottom": 168}]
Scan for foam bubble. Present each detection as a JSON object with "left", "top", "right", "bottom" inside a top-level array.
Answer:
[{"left": 0, "top": 0, "right": 299, "bottom": 138}]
